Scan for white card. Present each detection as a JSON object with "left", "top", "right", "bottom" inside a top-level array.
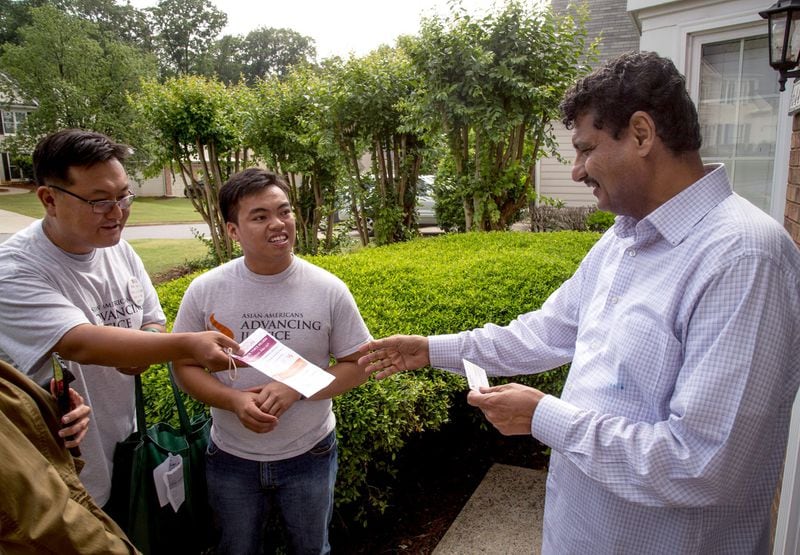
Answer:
[
  {"left": 234, "top": 328, "right": 335, "bottom": 398},
  {"left": 153, "top": 453, "right": 183, "bottom": 510},
  {"left": 164, "top": 459, "right": 185, "bottom": 512},
  {"left": 463, "top": 359, "right": 490, "bottom": 391}
]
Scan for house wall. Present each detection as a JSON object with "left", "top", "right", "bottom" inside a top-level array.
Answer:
[
  {"left": 788, "top": 113, "right": 800, "bottom": 248},
  {"left": 132, "top": 169, "right": 172, "bottom": 197},
  {"left": 628, "top": 0, "right": 792, "bottom": 223},
  {"left": 544, "top": 0, "right": 641, "bottom": 207}
]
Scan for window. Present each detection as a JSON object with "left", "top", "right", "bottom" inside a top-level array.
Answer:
[
  {"left": 1, "top": 110, "right": 27, "bottom": 135},
  {"left": 1, "top": 152, "right": 29, "bottom": 181},
  {"left": 696, "top": 36, "right": 780, "bottom": 213}
]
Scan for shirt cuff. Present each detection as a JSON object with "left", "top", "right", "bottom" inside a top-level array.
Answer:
[
  {"left": 532, "top": 394, "right": 581, "bottom": 451},
  {"left": 428, "top": 334, "right": 465, "bottom": 374}
]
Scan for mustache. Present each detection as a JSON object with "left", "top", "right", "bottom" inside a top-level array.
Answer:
[{"left": 584, "top": 178, "right": 599, "bottom": 187}]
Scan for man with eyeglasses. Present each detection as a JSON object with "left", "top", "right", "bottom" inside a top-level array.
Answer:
[{"left": 0, "top": 128, "right": 240, "bottom": 513}]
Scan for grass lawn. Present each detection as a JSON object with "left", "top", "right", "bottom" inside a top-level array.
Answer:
[
  {"left": 0, "top": 192, "right": 204, "bottom": 225},
  {"left": 128, "top": 238, "right": 207, "bottom": 279}
]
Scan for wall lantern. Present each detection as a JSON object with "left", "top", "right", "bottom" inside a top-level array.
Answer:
[{"left": 760, "top": 0, "right": 800, "bottom": 91}]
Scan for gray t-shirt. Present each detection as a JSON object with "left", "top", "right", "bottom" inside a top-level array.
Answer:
[
  {"left": 0, "top": 220, "right": 166, "bottom": 505},
  {"left": 173, "top": 256, "right": 371, "bottom": 461}
]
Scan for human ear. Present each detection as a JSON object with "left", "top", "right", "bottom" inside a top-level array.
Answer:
[
  {"left": 37, "top": 186, "right": 57, "bottom": 216},
  {"left": 628, "top": 111, "right": 656, "bottom": 155},
  {"left": 226, "top": 221, "right": 239, "bottom": 242}
]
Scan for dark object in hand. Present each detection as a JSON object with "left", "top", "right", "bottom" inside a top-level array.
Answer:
[{"left": 51, "top": 352, "right": 79, "bottom": 456}]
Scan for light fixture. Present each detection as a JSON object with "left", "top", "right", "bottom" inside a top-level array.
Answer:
[{"left": 760, "top": 0, "right": 800, "bottom": 91}]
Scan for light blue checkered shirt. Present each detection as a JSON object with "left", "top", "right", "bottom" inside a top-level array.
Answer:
[{"left": 430, "top": 165, "right": 800, "bottom": 554}]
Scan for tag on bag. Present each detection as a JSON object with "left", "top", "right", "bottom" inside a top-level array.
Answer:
[{"left": 154, "top": 453, "right": 185, "bottom": 511}]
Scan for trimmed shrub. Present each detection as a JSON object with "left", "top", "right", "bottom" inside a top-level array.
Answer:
[
  {"left": 148, "top": 230, "right": 599, "bottom": 524},
  {"left": 586, "top": 209, "right": 616, "bottom": 232}
]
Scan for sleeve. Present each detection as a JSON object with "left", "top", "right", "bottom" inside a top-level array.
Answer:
[
  {"left": 172, "top": 280, "right": 205, "bottom": 334},
  {"left": 0, "top": 259, "right": 91, "bottom": 375},
  {"left": 329, "top": 281, "right": 372, "bottom": 360},
  {"left": 532, "top": 253, "right": 800, "bottom": 507},
  {"left": 429, "top": 260, "right": 583, "bottom": 376},
  {"left": 123, "top": 241, "right": 165, "bottom": 327},
  {"left": 0, "top": 413, "right": 138, "bottom": 554}
]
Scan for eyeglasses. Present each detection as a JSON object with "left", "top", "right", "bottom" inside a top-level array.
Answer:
[{"left": 49, "top": 185, "right": 136, "bottom": 214}]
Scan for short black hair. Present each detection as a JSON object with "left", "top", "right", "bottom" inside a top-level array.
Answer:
[
  {"left": 219, "top": 168, "right": 291, "bottom": 223},
  {"left": 560, "top": 51, "right": 702, "bottom": 154},
  {"left": 32, "top": 129, "right": 131, "bottom": 187}
]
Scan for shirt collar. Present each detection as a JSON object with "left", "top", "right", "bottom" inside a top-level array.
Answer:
[{"left": 613, "top": 164, "right": 732, "bottom": 246}]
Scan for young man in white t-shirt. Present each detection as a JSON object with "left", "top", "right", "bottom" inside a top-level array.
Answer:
[
  {"left": 0, "top": 129, "right": 240, "bottom": 509},
  {"left": 172, "top": 168, "right": 371, "bottom": 554}
]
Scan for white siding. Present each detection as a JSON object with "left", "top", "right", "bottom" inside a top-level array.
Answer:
[
  {"left": 130, "top": 169, "right": 172, "bottom": 197},
  {"left": 539, "top": 123, "right": 597, "bottom": 207}
]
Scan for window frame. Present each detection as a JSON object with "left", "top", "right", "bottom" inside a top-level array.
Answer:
[{"left": 687, "top": 24, "right": 791, "bottom": 222}]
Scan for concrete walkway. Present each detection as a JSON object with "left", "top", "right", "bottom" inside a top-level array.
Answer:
[{"left": 434, "top": 464, "right": 546, "bottom": 554}]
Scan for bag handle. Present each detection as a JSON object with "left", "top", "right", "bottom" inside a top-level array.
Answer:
[
  {"left": 167, "top": 362, "right": 194, "bottom": 435},
  {"left": 133, "top": 363, "right": 195, "bottom": 436},
  {"left": 133, "top": 373, "right": 147, "bottom": 438}
]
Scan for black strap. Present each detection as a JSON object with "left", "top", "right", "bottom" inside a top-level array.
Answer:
[{"left": 133, "top": 362, "right": 193, "bottom": 436}]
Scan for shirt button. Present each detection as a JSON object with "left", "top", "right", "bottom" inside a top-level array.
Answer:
[
  {"left": 610, "top": 296, "right": 619, "bottom": 304},
  {"left": 627, "top": 249, "right": 636, "bottom": 257},
  {"left": 591, "top": 340, "right": 600, "bottom": 349}
]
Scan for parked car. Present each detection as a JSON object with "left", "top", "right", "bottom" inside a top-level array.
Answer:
[
  {"left": 334, "top": 175, "right": 438, "bottom": 230},
  {"left": 416, "top": 175, "right": 437, "bottom": 226}
]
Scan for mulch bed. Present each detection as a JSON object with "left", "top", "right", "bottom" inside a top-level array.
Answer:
[{"left": 329, "top": 415, "right": 549, "bottom": 554}]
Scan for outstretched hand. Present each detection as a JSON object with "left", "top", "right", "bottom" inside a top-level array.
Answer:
[
  {"left": 192, "top": 331, "right": 242, "bottom": 372},
  {"left": 357, "top": 335, "right": 430, "bottom": 379}
]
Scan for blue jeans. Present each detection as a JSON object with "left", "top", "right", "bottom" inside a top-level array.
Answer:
[{"left": 206, "top": 431, "right": 338, "bottom": 555}]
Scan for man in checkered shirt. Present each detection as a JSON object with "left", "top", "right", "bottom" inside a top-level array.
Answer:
[{"left": 359, "top": 51, "right": 800, "bottom": 554}]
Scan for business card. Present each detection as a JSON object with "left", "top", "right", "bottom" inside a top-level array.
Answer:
[{"left": 463, "top": 359, "right": 490, "bottom": 391}]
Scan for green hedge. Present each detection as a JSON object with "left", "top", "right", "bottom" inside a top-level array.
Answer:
[{"left": 147, "top": 230, "right": 599, "bottom": 524}]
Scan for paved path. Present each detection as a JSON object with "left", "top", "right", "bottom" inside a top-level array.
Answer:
[
  {"left": 0, "top": 207, "right": 211, "bottom": 243},
  {"left": 433, "top": 464, "right": 545, "bottom": 554},
  {"left": 0, "top": 208, "right": 36, "bottom": 243}
]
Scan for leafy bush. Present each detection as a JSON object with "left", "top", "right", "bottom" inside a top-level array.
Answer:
[
  {"left": 529, "top": 204, "right": 594, "bottom": 232},
  {"left": 148, "top": 230, "right": 599, "bottom": 525},
  {"left": 586, "top": 209, "right": 616, "bottom": 232},
  {"left": 432, "top": 173, "right": 467, "bottom": 232}
]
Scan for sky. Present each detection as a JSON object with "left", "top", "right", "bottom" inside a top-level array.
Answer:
[{"left": 132, "top": 0, "right": 500, "bottom": 60}]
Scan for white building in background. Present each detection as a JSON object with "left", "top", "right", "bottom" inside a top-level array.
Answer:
[
  {"left": 629, "top": 0, "right": 791, "bottom": 224},
  {"left": 0, "top": 74, "right": 37, "bottom": 183},
  {"left": 546, "top": 0, "right": 790, "bottom": 225}
]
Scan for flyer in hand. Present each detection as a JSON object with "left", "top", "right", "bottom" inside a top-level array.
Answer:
[{"left": 234, "top": 328, "right": 334, "bottom": 398}]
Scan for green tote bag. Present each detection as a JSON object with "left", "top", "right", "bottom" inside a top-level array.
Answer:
[{"left": 106, "top": 364, "right": 214, "bottom": 554}]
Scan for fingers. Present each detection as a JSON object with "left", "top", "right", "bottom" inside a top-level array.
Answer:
[
  {"left": 197, "top": 332, "right": 242, "bottom": 372},
  {"left": 255, "top": 383, "right": 301, "bottom": 418},
  {"left": 357, "top": 337, "right": 392, "bottom": 354},
  {"left": 259, "top": 396, "right": 283, "bottom": 418},
  {"left": 374, "top": 365, "right": 401, "bottom": 380},
  {"left": 467, "top": 389, "right": 485, "bottom": 407},
  {"left": 60, "top": 389, "right": 91, "bottom": 447},
  {"left": 241, "top": 407, "right": 278, "bottom": 433},
  {"left": 235, "top": 391, "right": 279, "bottom": 433},
  {"left": 466, "top": 383, "right": 544, "bottom": 436},
  {"left": 213, "top": 332, "right": 242, "bottom": 355},
  {"left": 357, "top": 335, "right": 430, "bottom": 380}
]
